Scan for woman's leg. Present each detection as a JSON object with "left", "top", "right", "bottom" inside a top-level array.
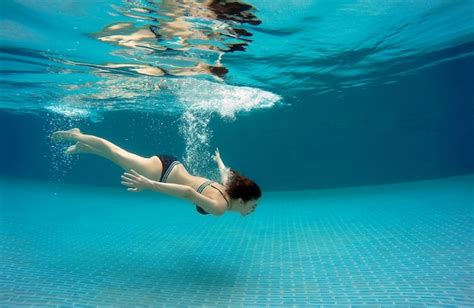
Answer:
[{"left": 52, "top": 128, "right": 163, "bottom": 181}]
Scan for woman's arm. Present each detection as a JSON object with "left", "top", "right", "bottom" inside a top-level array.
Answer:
[
  {"left": 121, "top": 169, "right": 225, "bottom": 216},
  {"left": 213, "top": 148, "right": 231, "bottom": 185}
]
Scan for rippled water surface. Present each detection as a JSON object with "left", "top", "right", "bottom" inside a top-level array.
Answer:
[{"left": 2, "top": 0, "right": 473, "bottom": 116}]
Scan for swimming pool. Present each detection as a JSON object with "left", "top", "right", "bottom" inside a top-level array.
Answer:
[
  {"left": 1, "top": 0, "right": 473, "bottom": 306},
  {"left": 1, "top": 175, "right": 473, "bottom": 306}
]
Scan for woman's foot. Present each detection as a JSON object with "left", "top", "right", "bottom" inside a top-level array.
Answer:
[
  {"left": 51, "top": 128, "right": 81, "bottom": 142},
  {"left": 65, "top": 142, "right": 88, "bottom": 155}
]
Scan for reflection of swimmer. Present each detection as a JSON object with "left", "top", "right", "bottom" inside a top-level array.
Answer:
[
  {"left": 93, "top": 24, "right": 228, "bottom": 80},
  {"left": 147, "top": 0, "right": 259, "bottom": 50},
  {"left": 69, "top": 59, "right": 227, "bottom": 81},
  {"left": 51, "top": 128, "right": 260, "bottom": 217},
  {"left": 92, "top": 1, "right": 261, "bottom": 79},
  {"left": 207, "top": 0, "right": 261, "bottom": 25},
  {"left": 166, "top": 62, "right": 228, "bottom": 81},
  {"left": 106, "top": 61, "right": 227, "bottom": 81}
]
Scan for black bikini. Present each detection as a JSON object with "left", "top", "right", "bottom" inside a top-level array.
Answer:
[
  {"left": 195, "top": 180, "right": 230, "bottom": 215},
  {"left": 156, "top": 155, "right": 230, "bottom": 215}
]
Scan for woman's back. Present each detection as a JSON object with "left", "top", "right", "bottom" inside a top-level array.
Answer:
[
  {"left": 166, "top": 163, "right": 229, "bottom": 214},
  {"left": 166, "top": 163, "right": 226, "bottom": 195}
]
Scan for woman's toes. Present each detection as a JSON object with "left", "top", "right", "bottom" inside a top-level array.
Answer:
[{"left": 51, "top": 128, "right": 80, "bottom": 142}]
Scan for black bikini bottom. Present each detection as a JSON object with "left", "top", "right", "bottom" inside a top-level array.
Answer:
[
  {"left": 156, "top": 154, "right": 180, "bottom": 182},
  {"left": 157, "top": 155, "right": 211, "bottom": 216}
]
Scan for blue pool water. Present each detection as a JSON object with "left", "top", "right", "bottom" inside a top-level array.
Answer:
[
  {"left": 1, "top": 0, "right": 474, "bottom": 306},
  {"left": 1, "top": 175, "right": 473, "bottom": 306}
]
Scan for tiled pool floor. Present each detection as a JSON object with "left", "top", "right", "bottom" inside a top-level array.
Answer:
[{"left": 1, "top": 175, "right": 473, "bottom": 306}]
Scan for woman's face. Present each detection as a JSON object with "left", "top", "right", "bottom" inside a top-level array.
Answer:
[{"left": 240, "top": 199, "right": 259, "bottom": 216}]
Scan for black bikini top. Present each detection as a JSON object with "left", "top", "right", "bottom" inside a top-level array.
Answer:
[{"left": 195, "top": 180, "right": 230, "bottom": 215}]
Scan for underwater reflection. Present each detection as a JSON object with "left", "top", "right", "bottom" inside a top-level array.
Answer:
[{"left": 91, "top": 0, "right": 261, "bottom": 81}]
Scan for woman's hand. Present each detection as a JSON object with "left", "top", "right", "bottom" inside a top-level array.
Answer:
[
  {"left": 212, "top": 147, "right": 221, "bottom": 163},
  {"left": 121, "top": 169, "right": 153, "bottom": 192}
]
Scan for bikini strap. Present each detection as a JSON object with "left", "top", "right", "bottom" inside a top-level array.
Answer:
[
  {"left": 161, "top": 161, "right": 181, "bottom": 183},
  {"left": 196, "top": 181, "right": 231, "bottom": 209},
  {"left": 210, "top": 184, "right": 230, "bottom": 209},
  {"left": 196, "top": 180, "right": 214, "bottom": 193}
]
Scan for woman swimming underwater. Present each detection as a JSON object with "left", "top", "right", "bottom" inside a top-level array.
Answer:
[{"left": 51, "top": 128, "right": 260, "bottom": 217}]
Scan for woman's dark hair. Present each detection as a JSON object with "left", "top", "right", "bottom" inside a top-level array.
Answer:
[{"left": 226, "top": 169, "right": 261, "bottom": 202}]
